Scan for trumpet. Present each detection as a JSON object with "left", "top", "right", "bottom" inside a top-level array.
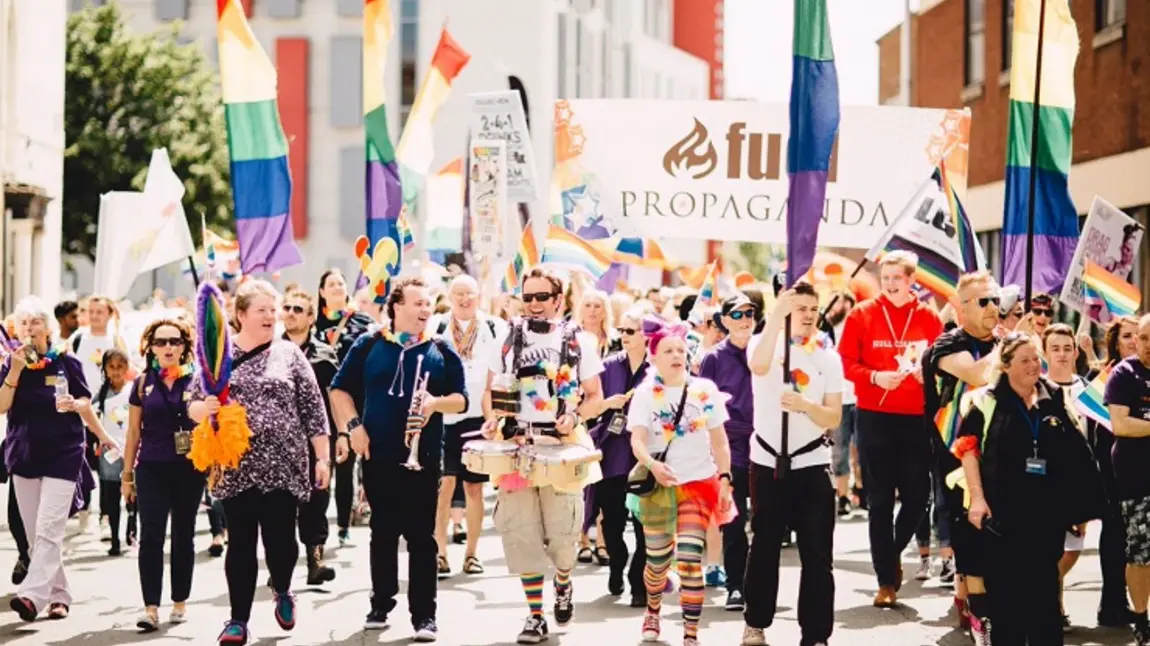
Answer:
[{"left": 404, "top": 354, "right": 430, "bottom": 471}]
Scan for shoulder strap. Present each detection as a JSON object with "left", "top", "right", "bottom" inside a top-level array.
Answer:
[
  {"left": 232, "top": 342, "right": 273, "bottom": 371},
  {"left": 487, "top": 319, "right": 497, "bottom": 338},
  {"left": 656, "top": 379, "right": 693, "bottom": 461},
  {"left": 437, "top": 319, "right": 448, "bottom": 336},
  {"left": 72, "top": 333, "right": 83, "bottom": 353}
]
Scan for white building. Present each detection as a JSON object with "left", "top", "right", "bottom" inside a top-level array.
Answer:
[{"left": 1, "top": 0, "right": 67, "bottom": 312}]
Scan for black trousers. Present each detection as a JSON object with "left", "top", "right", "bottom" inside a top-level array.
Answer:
[
  {"left": 856, "top": 410, "right": 931, "bottom": 587},
  {"left": 136, "top": 460, "right": 205, "bottom": 607},
  {"left": 722, "top": 466, "right": 751, "bottom": 592},
  {"left": 206, "top": 491, "right": 226, "bottom": 536},
  {"left": 1094, "top": 428, "right": 1130, "bottom": 614},
  {"left": 743, "top": 464, "right": 835, "bottom": 645},
  {"left": 595, "top": 475, "right": 646, "bottom": 594},
  {"left": 333, "top": 435, "right": 355, "bottom": 529},
  {"left": 8, "top": 483, "right": 28, "bottom": 562},
  {"left": 99, "top": 477, "right": 136, "bottom": 549},
  {"left": 985, "top": 533, "right": 1064, "bottom": 645},
  {"left": 298, "top": 445, "right": 330, "bottom": 547},
  {"left": 362, "top": 458, "right": 439, "bottom": 625},
  {"left": 222, "top": 488, "right": 300, "bottom": 622}
]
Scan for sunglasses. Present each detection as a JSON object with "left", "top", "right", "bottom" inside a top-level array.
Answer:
[
  {"left": 727, "top": 309, "right": 754, "bottom": 321},
  {"left": 522, "top": 292, "right": 556, "bottom": 304},
  {"left": 1031, "top": 307, "right": 1053, "bottom": 317},
  {"left": 619, "top": 327, "right": 638, "bottom": 336},
  {"left": 151, "top": 337, "right": 185, "bottom": 348},
  {"left": 972, "top": 296, "right": 1000, "bottom": 308},
  {"left": 282, "top": 304, "right": 307, "bottom": 315}
]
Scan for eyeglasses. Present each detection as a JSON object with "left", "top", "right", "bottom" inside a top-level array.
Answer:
[
  {"left": 727, "top": 309, "right": 754, "bottom": 321},
  {"left": 1032, "top": 307, "right": 1053, "bottom": 317},
  {"left": 151, "top": 337, "right": 185, "bottom": 348},
  {"left": 971, "top": 296, "right": 1000, "bottom": 308},
  {"left": 282, "top": 304, "right": 307, "bottom": 315},
  {"left": 619, "top": 327, "right": 638, "bottom": 336},
  {"left": 522, "top": 292, "right": 556, "bottom": 304}
]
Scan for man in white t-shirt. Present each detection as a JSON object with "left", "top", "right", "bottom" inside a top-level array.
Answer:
[
  {"left": 479, "top": 268, "right": 604, "bottom": 645},
  {"left": 741, "top": 283, "right": 843, "bottom": 646},
  {"left": 430, "top": 275, "right": 503, "bottom": 578}
]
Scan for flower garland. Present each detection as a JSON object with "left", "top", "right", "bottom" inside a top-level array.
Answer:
[
  {"left": 651, "top": 375, "right": 713, "bottom": 439},
  {"left": 381, "top": 329, "right": 428, "bottom": 348},
  {"left": 322, "top": 306, "right": 348, "bottom": 322},
  {"left": 25, "top": 343, "right": 64, "bottom": 371},
  {"left": 521, "top": 361, "right": 578, "bottom": 413},
  {"left": 151, "top": 360, "right": 194, "bottom": 381}
]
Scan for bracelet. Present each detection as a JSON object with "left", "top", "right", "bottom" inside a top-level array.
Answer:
[
  {"left": 869, "top": 371, "right": 878, "bottom": 385},
  {"left": 719, "top": 472, "right": 732, "bottom": 482},
  {"left": 3, "top": 379, "right": 16, "bottom": 389},
  {"left": 121, "top": 472, "right": 135, "bottom": 483}
]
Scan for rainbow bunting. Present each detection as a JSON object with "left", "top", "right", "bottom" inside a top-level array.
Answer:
[
  {"left": 502, "top": 226, "right": 540, "bottom": 294},
  {"left": 216, "top": 0, "right": 302, "bottom": 274},
  {"left": 541, "top": 225, "right": 613, "bottom": 279},
  {"left": 1075, "top": 367, "right": 1111, "bottom": 429},
  {"left": 395, "top": 29, "right": 471, "bottom": 209},
  {"left": 1083, "top": 260, "right": 1141, "bottom": 318}
]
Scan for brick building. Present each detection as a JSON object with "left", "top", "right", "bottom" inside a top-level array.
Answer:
[{"left": 877, "top": 0, "right": 1148, "bottom": 295}]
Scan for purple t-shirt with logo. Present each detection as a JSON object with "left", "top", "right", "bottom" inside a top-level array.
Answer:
[
  {"left": 129, "top": 370, "right": 197, "bottom": 464},
  {"left": 2, "top": 354, "right": 90, "bottom": 481},
  {"left": 1104, "top": 357, "right": 1150, "bottom": 501},
  {"left": 699, "top": 339, "right": 754, "bottom": 469}
]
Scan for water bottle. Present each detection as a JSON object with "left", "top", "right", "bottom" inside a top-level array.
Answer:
[
  {"left": 54, "top": 367, "right": 68, "bottom": 412},
  {"left": 103, "top": 445, "right": 122, "bottom": 463}
]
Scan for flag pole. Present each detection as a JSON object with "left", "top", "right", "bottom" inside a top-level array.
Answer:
[
  {"left": 1024, "top": 0, "right": 1049, "bottom": 311},
  {"left": 187, "top": 256, "right": 200, "bottom": 287}
]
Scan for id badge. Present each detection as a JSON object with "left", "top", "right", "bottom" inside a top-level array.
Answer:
[
  {"left": 1025, "top": 457, "right": 1047, "bottom": 476},
  {"left": 174, "top": 431, "right": 192, "bottom": 456},
  {"left": 607, "top": 412, "right": 627, "bottom": 435}
]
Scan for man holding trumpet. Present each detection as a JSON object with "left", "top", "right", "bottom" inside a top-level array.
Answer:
[{"left": 330, "top": 277, "right": 468, "bottom": 643}]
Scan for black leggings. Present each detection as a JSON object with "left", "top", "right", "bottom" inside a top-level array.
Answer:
[
  {"left": 334, "top": 439, "right": 356, "bottom": 529},
  {"left": 99, "top": 477, "right": 136, "bottom": 549},
  {"left": 136, "top": 461, "right": 205, "bottom": 607},
  {"left": 222, "top": 489, "right": 300, "bottom": 622},
  {"left": 594, "top": 475, "right": 646, "bottom": 594}
]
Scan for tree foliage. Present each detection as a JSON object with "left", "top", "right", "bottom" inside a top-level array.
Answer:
[{"left": 64, "top": 2, "right": 231, "bottom": 259}]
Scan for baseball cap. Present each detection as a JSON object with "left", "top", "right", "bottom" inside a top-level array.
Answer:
[{"left": 721, "top": 294, "right": 755, "bottom": 317}]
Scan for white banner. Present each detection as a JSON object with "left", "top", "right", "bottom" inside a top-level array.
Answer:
[
  {"left": 866, "top": 173, "right": 987, "bottom": 271},
  {"left": 1059, "top": 196, "right": 1145, "bottom": 321},
  {"left": 468, "top": 139, "right": 508, "bottom": 260},
  {"left": 551, "top": 100, "right": 972, "bottom": 249},
  {"left": 469, "top": 91, "right": 538, "bottom": 203}
]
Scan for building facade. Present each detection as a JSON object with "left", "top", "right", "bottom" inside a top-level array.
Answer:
[
  {"left": 877, "top": 0, "right": 1148, "bottom": 296},
  {"left": 1, "top": 0, "right": 67, "bottom": 312}
]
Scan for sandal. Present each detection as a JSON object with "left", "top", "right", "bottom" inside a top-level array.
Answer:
[
  {"left": 576, "top": 546, "right": 593, "bottom": 564},
  {"left": 47, "top": 603, "right": 69, "bottom": 620},
  {"left": 593, "top": 546, "right": 610, "bottom": 566},
  {"left": 462, "top": 555, "right": 485, "bottom": 575},
  {"left": 437, "top": 554, "right": 452, "bottom": 578}
]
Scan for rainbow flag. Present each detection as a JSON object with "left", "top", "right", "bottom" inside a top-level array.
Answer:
[
  {"left": 1001, "top": 0, "right": 1079, "bottom": 294},
  {"left": 786, "top": 0, "right": 840, "bottom": 286},
  {"left": 397, "top": 209, "right": 415, "bottom": 254},
  {"left": 1075, "top": 367, "right": 1111, "bottom": 429},
  {"left": 697, "top": 261, "right": 719, "bottom": 307},
  {"left": 395, "top": 29, "right": 470, "bottom": 209},
  {"left": 1083, "top": 260, "right": 1141, "bottom": 318},
  {"left": 934, "top": 379, "right": 971, "bottom": 448},
  {"left": 541, "top": 225, "right": 613, "bottom": 279},
  {"left": 216, "top": 0, "right": 301, "bottom": 274},
  {"left": 502, "top": 226, "right": 540, "bottom": 294},
  {"left": 363, "top": 0, "right": 403, "bottom": 300},
  {"left": 614, "top": 238, "right": 668, "bottom": 270}
]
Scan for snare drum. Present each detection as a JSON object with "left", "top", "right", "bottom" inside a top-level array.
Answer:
[
  {"left": 490, "top": 374, "right": 520, "bottom": 417},
  {"left": 519, "top": 444, "right": 603, "bottom": 488},
  {"left": 461, "top": 439, "right": 519, "bottom": 478}
]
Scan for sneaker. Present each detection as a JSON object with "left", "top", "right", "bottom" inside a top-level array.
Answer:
[
  {"left": 683, "top": 637, "right": 700, "bottom": 646},
  {"left": 1062, "top": 613, "right": 1072, "bottom": 633},
  {"left": 641, "top": 612, "right": 661, "bottom": 642},
  {"left": 554, "top": 582, "right": 574, "bottom": 626},
  {"left": 970, "top": 615, "right": 992, "bottom": 646},
  {"left": 781, "top": 531, "right": 794, "bottom": 547},
  {"left": 704, "top": 565, "right": 727, "bottom": 588},
  {"left": 517, "top": 614, "right": 549, "bottom": 644},
  {"left": 837, "top": 495, "right": 851, "bottom": 517},
  {"left": 725, "top": 589, "right": 745, "bottom": 611},
  {"left": 414, "top": 618, "right": 438, "bottom": 642},
  {"left": 11, "top": 557, "right": 28, "bottom": 585},
  {"left": 137, "top": 610, "right": 160, "bottom": 632},
  {"left": 938, "top": 557, "right": 956, "bottom": 586},
  {"left": 338, "top": 528, "right": 351, "bottom": 547},
  {"left": 364, "top": 608, "right": 389, "bottom": 630},
  {"left": 1098, "top": 607, "right": 1136, "bottom": 627},
  {"left": 218, "top": 620, "right": 249, "bottom": 645},
  {"left": 273, "top": 592, "right": 296, "bottom": 631},
  {"left": 740, "top": 625, "right": 766, "bottom": 645},
  {"left": 914, "top": 556, "right": 932, "bottom": 581}
]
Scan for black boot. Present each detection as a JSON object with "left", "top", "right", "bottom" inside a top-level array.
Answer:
[{"left": 306, "top": 545, "right": 336, "bottom": 585}]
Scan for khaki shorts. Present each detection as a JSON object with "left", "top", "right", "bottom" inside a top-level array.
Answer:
[{"left": 494, "top": 485, "right": 583, "bottom": 574}]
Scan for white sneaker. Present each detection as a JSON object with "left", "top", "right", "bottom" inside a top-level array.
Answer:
[
  {"left": 740, "top": 625, "right": 767, "bottom": 645},
  {"left": 914, "top": 556, "right": 932, "bottom": 581}
]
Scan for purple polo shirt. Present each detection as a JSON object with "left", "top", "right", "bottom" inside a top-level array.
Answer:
[
  {"left": 129, "top": 370, "right": 197, "bottom": 463},
  {"left": 590, "top": 352, "right": 649, "bottom": 479},
  {"left": 699, "top": 338, "right": 754, "bottom": 469},
  {"left": 2, "top": 355, "right": 90, "bottom": 481}
]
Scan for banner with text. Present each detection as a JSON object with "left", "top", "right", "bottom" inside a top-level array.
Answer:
[
  {"left": 468, "top": 139, "right": 508, "bottom": 260},
  {"left": 551, "top": 100, "right": 971, "bottom": 248},
  {"left": 469, "top": 91, "right": 537, "bottom": 203}
]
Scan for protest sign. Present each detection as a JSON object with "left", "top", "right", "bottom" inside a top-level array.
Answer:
[
  {"left": 469, "top": 91, "right": 537, "bottom": 203},
  {"left": 468, "top": 139, "right": 508, "bottom": 260},
  {"left": 1059, "top": 196, "right": 1144, "bottom": 323}
]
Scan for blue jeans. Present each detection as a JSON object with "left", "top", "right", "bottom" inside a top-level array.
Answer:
[
  {"left": 915, "top": 465, "right": 952, "bottom": 549},
  {"left": 832, "top": 404, "right": 857, "bottom": 477}
]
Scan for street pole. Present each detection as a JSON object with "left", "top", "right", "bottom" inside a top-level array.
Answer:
[{"left": 1024, "top": 0, "right": 1049, "bottom": 311}]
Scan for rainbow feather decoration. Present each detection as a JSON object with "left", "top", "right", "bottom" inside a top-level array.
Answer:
[{"left": 188, "top": 281, "right": 252, "bottom": 479}]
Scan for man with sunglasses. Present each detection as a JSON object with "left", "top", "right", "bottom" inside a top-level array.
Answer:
[
  {"left": 480, "top": 267, "right": 604, "bottom": 644},
  {"left": 921, "top": 272, "right": 1001, "bottom": 638},
  {"left": 280, "top": 289, "right": 341, "bottom": 587},
  {"left": 699, "top": 294, "right": 758, "bottom": 612}
]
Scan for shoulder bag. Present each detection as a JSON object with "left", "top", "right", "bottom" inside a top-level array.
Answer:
[{"left": 626, "top": 380, "right": 691, "bottom": 496}]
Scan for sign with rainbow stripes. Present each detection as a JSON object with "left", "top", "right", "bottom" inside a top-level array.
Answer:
[{"left": 1083, "top": 261, "right": 1141, "bottom": 321}]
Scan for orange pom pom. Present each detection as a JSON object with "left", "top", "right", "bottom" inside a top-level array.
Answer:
[{"left": 188, "top": 402, "right": 253, "bottom": 484}]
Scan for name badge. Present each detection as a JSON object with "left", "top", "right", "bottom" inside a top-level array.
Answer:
[
  {"left": 182, "top": 391, "right": 192, "bottom": 402},
  {"left": 44, "top": 376, "right": 57, "bottom": 386},
  {"left": 174, "top": 431, "right": 192, "bottom": 455},
  {"left": 145, "top": 385, "right": 154, "bottom": 396},
  {"left": 1025, "top": 457, "right": 1047, "bottom": 476},
  {"left": 607, "top": 412, "right": 627, "bottom": 435}
]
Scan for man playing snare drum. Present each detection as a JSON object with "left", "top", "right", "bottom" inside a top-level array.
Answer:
[{"left": 479, "top": 267, "right": 605, "bottom": 644}]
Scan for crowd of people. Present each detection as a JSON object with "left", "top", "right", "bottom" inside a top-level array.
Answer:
[{"left": 0, "top": 251, "right": 1146, "bottom": 646}]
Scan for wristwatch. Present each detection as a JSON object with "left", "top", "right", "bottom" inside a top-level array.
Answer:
[
  {"left": 345, "top": 416, "right": 362, "bottom": 433},
  {"left": 719, "top": 472, "right": 732, "bottom": 483}
]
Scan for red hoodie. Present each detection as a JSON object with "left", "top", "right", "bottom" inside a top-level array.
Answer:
[{"left": 838, "top": 294, "right": 943, "bottom": 415}]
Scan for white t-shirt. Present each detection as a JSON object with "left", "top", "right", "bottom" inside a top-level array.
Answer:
[
  {"left": 831, "top": 323, "right": 856, "bottom": 405},
  {"left": 70, "top": 330, "right": 121, "bottom": 394},
  {"left": 493, "top": 321, "right": 604, "bottom": 424},
  {"left": 748, "top": 334, "right": 844, "bottom": 471},
  {"left": 627, "top": 377, "right": 730, "bottom": 484},
  {"left": 98, "top": 381, "right": 133, "bottom": 454},
  {"left": 431, "top": 314, "right": 502, "bottom": 423}
]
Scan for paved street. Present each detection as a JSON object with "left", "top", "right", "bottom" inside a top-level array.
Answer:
[{"left": 0, "top": 496, "right": 1132, "bottom": 646}]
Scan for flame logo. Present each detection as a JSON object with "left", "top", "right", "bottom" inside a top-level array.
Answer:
[{"left": 663, "top": 118, "right": 717, "bottom": 179}]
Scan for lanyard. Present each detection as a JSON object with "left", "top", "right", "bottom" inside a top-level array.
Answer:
[
  {"left": 1013, "top": 398, "right": 1041, "bottom": 456},
  {"left": 880, "top": 303, "right": 915, "bottom": 352}
]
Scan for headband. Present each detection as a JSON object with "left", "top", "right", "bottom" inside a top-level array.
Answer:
[{"left": 642, "top": 316, "right": 689, "bottom": 355}]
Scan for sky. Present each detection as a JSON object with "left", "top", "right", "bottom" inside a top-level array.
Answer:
[{"left": 724, "top": 0, "right": 919, "bottom": 106}]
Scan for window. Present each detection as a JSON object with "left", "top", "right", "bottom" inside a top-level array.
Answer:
[
  {"left": 1096, "top": 0, "right": 1126, "bottom": 30},
  {"left": 400, "top": 0, "right": 418, "bottom": 127},
  {"left": 601, "top": 30, "right": 610, "bottom": 97},
  {"left": 575, "top": 18, "right": 583, "bottom": 97},
  {"left": 622, "top": 43, "right": 632, "bottom": 98},
  {"left": 557, "top": 13, "right": 567, "bottom": 99},
  {"left": 964, "top": 0, "right": 985, "bottom": 86},
  {"left": 1002, "top": 0, "right": 1013, "bottom": 72}
]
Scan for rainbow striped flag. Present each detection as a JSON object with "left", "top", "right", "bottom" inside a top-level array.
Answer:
[
  {"left": 934, "top": 379, "right": 971, "bottom": 448},
  {"left": 786, "top": 0, "right": 840, "bottom": 286},
  {"left": 1083, "top": 260, "right": 1141, "bottom": 317},
  {"left": 697, "top": 261, "right": 719, "bottom": 307},
  {"left": 541, "top": 225, "right": 613, "bottom": 279},
  {"left": 1075, "top": 367, "right": 1111, "bottom": 429},
  {"left": 614, "top": 238, "right": 668, "bottom": 270},
  {"left": 216, "top": 0, "right": 301, "bottom": 274},
  {"left": 1001, "top": 0, "right": 1079, "bottom": 294},
  {"left": 363, "top": 0, "right": 403, "bottom": 300},
  {"left": 396, "top": 29, "right": 470, "bottom": 210},
  {"left": 502, "top": 226, "right": 539, "bottom": 294}
]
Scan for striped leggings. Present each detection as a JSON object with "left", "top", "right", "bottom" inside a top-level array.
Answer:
[{"left": 643, "top": 495, "right": 710, "bottom": 638}]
